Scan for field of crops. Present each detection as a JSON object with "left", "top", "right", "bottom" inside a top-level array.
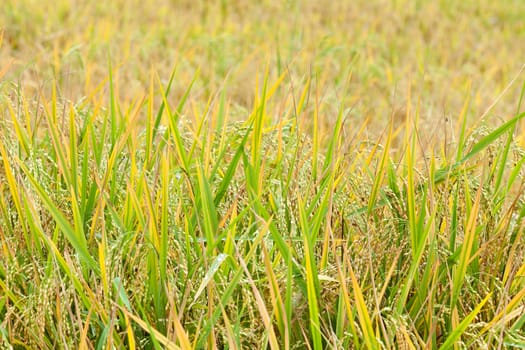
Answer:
[{"left": 1, "top": 0, "right": 525, "bottom": 348}]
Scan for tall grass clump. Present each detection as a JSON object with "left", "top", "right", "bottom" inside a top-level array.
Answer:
[{"left": 1, "top": 63, "right": 525, "bottom": 349}]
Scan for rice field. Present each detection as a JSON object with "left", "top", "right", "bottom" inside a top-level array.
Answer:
[{"left": 1, "top": 0, "right": 525, "bottom": 348}]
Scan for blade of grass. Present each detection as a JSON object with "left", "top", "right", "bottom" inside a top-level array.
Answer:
[
  {"left": 192, "top": 253, "right": 228, "bottom": 304},
  {"left": 450, "top": 177, "right": 483, "bottom": 311},
  {"left": 297, "top": 194, "right": 322, "bottom": 350},
  {"left": 236, "top": 250, "right": 280, "bottom": 350},
  {"left": 348, "top": 263, "right": 380, "bottom": 350},
  {"left": 196, "top": 215, "right": 272, "bottom": 348},
  {"left": 116, "top": 306, "right": 184, "bottom": 350},
  {"left": 367, "top": 124, "right": 393, "bottom": 215},
  {"left": 261, "top": 241, "right": 289, "bottom": 348},
  {"left": 439, "top": 293, "right": 491, "bottom": 350},
  {"left": 17, "top": 160, "right": 99, "bottom": 273},
  {"left": 195, "top": 164, "right": 219, "bottom": 254}
]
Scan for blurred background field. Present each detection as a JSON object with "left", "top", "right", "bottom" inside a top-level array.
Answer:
[{"left": 2, "top": 0, "right": 525, "bottom": 136}]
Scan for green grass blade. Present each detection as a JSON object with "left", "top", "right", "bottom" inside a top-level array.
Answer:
[
  {"left": 297, "top": 195, "right": 322, "bottom": 350},
  {"left": 17, "top": 160, "right": 99, "bottom": 274},
  {"left": 439, "top": 293, "right": 491, "bottom": 350}
]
